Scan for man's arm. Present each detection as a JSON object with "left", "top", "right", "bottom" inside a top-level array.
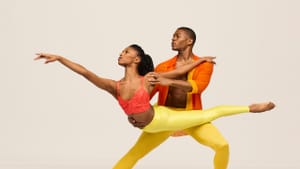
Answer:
[
  {"left": 148, "top": 61, "right": 214, "bottom": 93},
  {"left": 148, "top": 57, "right": 214, "bottom": 94},
  {"left": 158, "top": 56, "right": 215, "bottom": 79},
  {"left": 147, "top": 73, "right": 192, "bottom": 92},
  {"left": 187, "top": 62, "right": 214, "bottom": 94}
]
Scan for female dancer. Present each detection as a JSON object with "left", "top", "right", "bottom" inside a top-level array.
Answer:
[{"left": 34, "top": 44, "right": 275, "bottom": 133}]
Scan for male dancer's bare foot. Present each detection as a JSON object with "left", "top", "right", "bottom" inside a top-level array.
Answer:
[{"left": 249, "top": 102, "right": 275, "bottom": 113}]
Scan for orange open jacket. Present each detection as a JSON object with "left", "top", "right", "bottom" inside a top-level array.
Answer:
[{"left": 150, "top": 55, "right": 214, "bottom": 110}]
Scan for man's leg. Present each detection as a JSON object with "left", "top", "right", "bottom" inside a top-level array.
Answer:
[
  {"left": 113, "top": 131, "right": 171, "bottom": 169},
  {"left": 185, "top": 123, "right": 229, "bottom": 169}
]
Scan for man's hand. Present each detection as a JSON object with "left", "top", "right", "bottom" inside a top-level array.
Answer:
[
  {"left": 147, "top": 72, "right": 172, "bottom": 86},
  {"left": 200, "top": 56, "right": 216, "bottom": 64}
]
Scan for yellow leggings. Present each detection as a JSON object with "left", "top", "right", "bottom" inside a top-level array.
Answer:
[
  {"left": 113, "top": 105, "right": 249, "bottom": 169},
  {"left": 143, "top": 105, "right": 249, "bottom": 133}
]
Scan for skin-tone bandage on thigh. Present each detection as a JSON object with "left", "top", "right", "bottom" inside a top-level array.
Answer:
[{"left": 142, "top": 105, "right": 249, "bottom": 133}]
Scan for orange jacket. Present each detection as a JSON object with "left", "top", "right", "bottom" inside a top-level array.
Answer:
[{"left": 150, "top": 55, "right": 214, "bottom": 110}]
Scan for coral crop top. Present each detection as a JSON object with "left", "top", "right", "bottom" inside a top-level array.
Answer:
[{"left": 116, "top": 77, "right": 151, "bottom": 115}]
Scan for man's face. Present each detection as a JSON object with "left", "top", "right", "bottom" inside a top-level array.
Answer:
[{"left": 171, "top": 29, "right": 192, "bottom": 51}]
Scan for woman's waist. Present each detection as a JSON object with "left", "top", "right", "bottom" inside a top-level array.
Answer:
[{"left": 127, "top": 106, "right": 154, "bottom": 128}]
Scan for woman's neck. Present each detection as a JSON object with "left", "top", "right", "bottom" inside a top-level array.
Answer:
[{"left": 123, "top": 66, "right": 141, "bottom": 81}]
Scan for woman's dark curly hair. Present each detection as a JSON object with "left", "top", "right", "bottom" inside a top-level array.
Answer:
[{"left": 129, "top": 44, "right": 154, "bottom": 76}]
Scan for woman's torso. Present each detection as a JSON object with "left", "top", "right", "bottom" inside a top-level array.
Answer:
[{"left": 116, "top": 76, "right": 154, "bottom": 128}]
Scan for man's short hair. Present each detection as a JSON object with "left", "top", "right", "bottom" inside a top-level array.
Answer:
[{"left": 177, "top": 27, "right": 196, "bottom": 45}]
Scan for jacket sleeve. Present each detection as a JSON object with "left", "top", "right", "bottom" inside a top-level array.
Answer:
[
  {"left": 187, "top": 62, "right": 214, "bottom": 94},
  {"left": 150, "top": 85, "right": 159, "bottom": 99}
]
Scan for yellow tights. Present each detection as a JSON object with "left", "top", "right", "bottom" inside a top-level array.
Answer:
[
  {"left": 185, "top": 123, "right": 229, "bottom": 169},
  {"left": 143, "top": 105, "right": 249, "bottom": 133},
  {"left": 113, "top": 105, "right": 249, "bottom": 169}
]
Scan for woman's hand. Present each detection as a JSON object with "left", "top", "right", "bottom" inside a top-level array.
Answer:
[{"left": 34, "top": 53, "right": 61, "bottom": 64}]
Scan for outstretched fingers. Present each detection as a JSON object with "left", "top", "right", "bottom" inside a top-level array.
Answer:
[
  {"left": 204, "top": 56, "right": 216, "bottom": 64},
  {"left": 34, "top": 53, "right": 43, "bottom": 60},
  {"left": 34, "top": 53, "right": 58, "bottom": 64}
]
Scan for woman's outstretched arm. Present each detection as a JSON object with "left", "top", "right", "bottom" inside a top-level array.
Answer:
[{"left": 34, "top": 53, "right": 117, "bottom": 97}]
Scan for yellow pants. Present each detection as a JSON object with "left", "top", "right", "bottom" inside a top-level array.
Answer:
[
  {"left": 113, "top": 105, "right": 249, "bottom": 169},
  {"left": 143, "top": 105, "right": 249, "bottom": 133}
]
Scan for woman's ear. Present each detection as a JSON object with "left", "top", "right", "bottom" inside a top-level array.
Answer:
[{"left": 134, "top": 56, "right": 141, "bottom": 63}]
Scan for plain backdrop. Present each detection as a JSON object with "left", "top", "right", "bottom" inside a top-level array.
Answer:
[{"left": 0, "top": 0, "right": 299, "bottom": 168}]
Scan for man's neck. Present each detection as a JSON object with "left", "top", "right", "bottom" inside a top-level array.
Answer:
[{"left": 177, "top": 49, "right": 194, "bottom": 62}]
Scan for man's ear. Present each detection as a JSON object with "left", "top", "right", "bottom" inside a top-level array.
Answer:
[{"left": 187, "top": 39, "right": 194, "bottom": 45}]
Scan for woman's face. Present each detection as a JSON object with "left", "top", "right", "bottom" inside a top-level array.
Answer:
[{"left": 118, "top": 47, "right": 140, "bottom": 66}]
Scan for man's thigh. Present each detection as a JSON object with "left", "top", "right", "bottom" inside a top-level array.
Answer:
[{"left": 185, "top": 123, "right": 228, "bottom": 149}]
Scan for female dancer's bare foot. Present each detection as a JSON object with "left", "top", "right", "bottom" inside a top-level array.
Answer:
[{"left": 249, "top": 102, "right": 275, "bottom": 113}]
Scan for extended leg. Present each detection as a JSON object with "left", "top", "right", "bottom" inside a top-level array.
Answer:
[{"left": 143, "top": 102, "right": 274, "bottom": 133}]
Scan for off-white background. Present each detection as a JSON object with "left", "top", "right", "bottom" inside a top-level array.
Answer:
[{"left": 0, "top": 0, "right": 299, "bottom": 168}]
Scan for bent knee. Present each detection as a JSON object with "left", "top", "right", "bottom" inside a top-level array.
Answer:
[{"left": 215, "top": 141, "right": 229, "bottom": 151}]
